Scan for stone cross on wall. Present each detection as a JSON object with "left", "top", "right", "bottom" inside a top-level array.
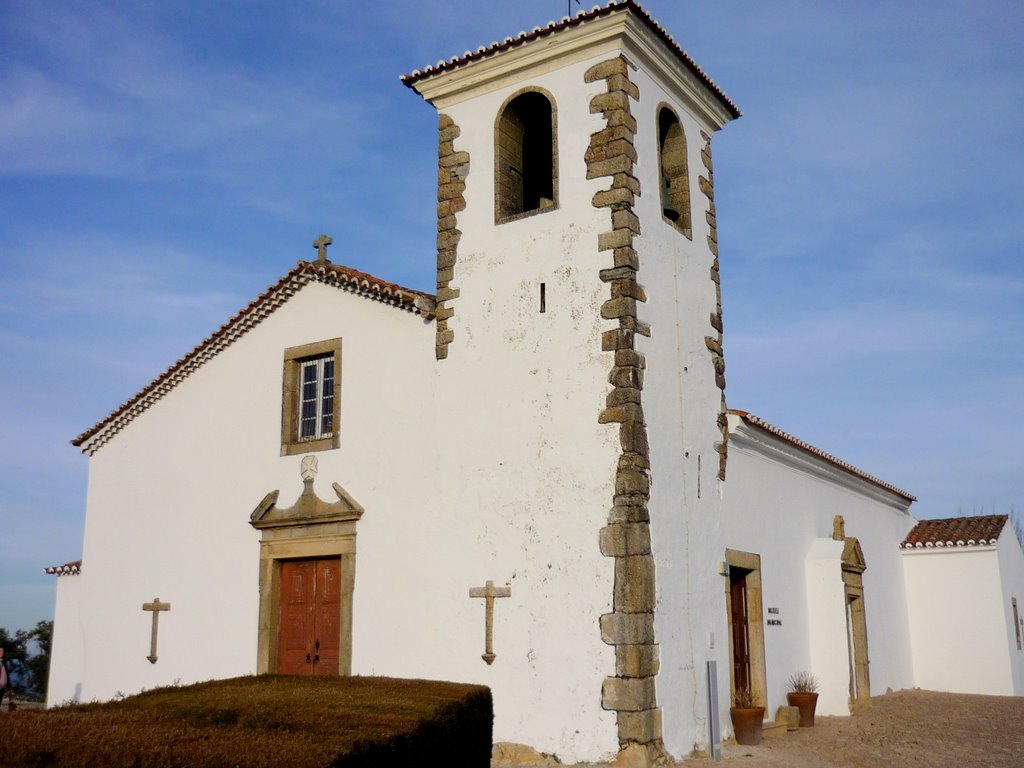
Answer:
[
  {"left": 313, "top": 234, "right": 333, "bottom": 264},
  {"left": 469, "top": 580, "right": 511, "bottom": 665},
  {"left": 142, "top": 598, "right": 171, "bottom": 664}
]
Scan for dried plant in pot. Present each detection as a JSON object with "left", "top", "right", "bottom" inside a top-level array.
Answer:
[
  {"left": 786, "top": 672, "right": 820, "bottom": 727},
  {"left": 729, "top": 686, "right": 765, "bottom": 746}
]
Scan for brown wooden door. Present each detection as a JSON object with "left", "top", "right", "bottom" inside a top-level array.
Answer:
[
  {"left": 313, "top": 558, "right": 341, "bottom": 676},
  {"left": 278, "top": 558, "right": 341, "bottom": 675},
  {"left": 730, "top": 570, "right": 751, "bottom": 693}
]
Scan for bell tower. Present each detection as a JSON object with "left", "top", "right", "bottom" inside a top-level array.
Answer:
[{"left": 404, "top": 2, "right": 740, "bottom": 761}]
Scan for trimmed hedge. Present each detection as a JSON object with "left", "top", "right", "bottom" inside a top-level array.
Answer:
[{"left": 3, "top": 675, "right": 492, "bottom": 767}]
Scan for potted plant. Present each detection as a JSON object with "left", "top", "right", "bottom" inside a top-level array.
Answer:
[
  {"left": 729, "top": 686, "right": 765, "bottom": 745},
  {"left": 786, "top": 672, "right": 819, "bottom": 727}
]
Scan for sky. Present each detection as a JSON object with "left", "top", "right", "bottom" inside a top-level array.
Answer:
[{"left": 1, "top": 0, "right": 1022, "bottom": 632}]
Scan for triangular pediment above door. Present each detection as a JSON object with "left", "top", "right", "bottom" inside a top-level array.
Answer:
[
  {"left": 250, "top": 478, "right": 364, "bottom": 530},
  {"left": 841, "top": 537, "right": 866, "bottom": 573}
]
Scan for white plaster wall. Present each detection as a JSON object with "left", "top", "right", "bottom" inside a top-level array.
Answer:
[
  {"left": 627, "top": 67, "right": 730, "bottom": 757},
  {"left": 804, "top": 539, "right": 849, "bottom": 714},
  {"left": 63, "top": 281, "right": 436, "bottom": 702},
  {"left": 903, "top": 546, "right": 1013, "bottom": 694},
  {"left": 427, "top": 54, "right": 623, "bottom": 763},
  {"left": 46, "top": 574, "right": 84, "bottom": 705},
  {"left": 995, "top": 531, "right": 1024, "bottom": 694},
  {"left": 723, "top": 423, "right": 916, "bottom": 719}
]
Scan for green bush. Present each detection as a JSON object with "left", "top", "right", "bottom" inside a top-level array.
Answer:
[{"left": 2, "top": 675, "right": 492, "bottom": 768}]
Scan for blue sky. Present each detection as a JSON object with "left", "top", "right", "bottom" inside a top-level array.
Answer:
[{"left": 2, "top": 1, "right": 1022, "bottom": 632}]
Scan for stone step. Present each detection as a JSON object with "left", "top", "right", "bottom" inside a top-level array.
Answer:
[{"left": 762, "top": 719, "right": 789, "bottom": 740}]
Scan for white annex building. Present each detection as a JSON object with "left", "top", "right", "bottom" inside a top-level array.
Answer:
[{"left": 45, "top": 3, "right": 1024, "bottom": 763}]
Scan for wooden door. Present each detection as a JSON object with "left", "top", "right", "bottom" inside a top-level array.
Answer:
[
  {"left": 730, "top": 570, "right": 751, "bottom": 693},
  {"left": 313, "top": 558, "right": 341, "bottom": 676},
  {"left": 278, "top": 558, "right": 341, "bottom": 675}
]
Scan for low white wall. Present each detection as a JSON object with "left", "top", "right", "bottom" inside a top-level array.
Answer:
[
  {"left": 902, "top": 546, "right": 1012, "bottom": 694},
  {"left": 46, "top": 574, "right": 84, "bottom": 706},
  {"left": 996, "top": 532, "right": 1024, "bottom": 694}
]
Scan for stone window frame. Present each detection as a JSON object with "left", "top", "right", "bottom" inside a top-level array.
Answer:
[
  {"left": 656, "top": 103, "right": 693, "bottom": 239},
  {"left": 724, "top": 548, "right": 768, "bottom": 708},
  {"left": 280, "top": 338, "right": 342, "bottom": 456},
  {"left": 493, "top": 86, "right": 559, "bottom": 225}
]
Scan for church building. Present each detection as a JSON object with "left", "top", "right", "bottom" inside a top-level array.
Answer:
[{"left": 45, "top": 3, "right": 1024, "bottom": 764}]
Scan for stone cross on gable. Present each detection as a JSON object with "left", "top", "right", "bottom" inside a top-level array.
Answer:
[
  {"left": 313, "top": 234, "right": 333, "bottom": 264},
  {"left": 469, "top": 580, "right": 511, "bottom": 665},
  {"left": 142, "top": 598, "right": 171, "bottom": 664}
]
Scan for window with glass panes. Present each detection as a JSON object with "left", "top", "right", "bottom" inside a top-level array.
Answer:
[
  {"left": 281, "top": 338, "right": 341, "bottom": 456},
  {"left": 298, "top": 354, "right": 335, "bottom": 441}
]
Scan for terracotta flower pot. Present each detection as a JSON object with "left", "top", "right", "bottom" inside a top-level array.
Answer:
[
  {"left": 730, "top": 706, "right": 765, "bottom": 745},
  {"left": 787, "top": 692, "right": 818, "bottom": 727}
]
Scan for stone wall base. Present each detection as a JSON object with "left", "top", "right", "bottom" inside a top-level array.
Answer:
[
  {"left": 491, "top": 742, "right": 561, "bottom": 766},
  {"left": 611, "top": 741, "right": 671, "bottom": 767}
]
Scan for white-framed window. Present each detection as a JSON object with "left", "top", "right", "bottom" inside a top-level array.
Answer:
[{"left": 298, "top": 354, "right": 335, "bottom": 441}]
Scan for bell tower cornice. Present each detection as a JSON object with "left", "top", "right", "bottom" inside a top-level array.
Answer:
[{"left": 403, "top": 3, "right": 739, "bottom": 130}]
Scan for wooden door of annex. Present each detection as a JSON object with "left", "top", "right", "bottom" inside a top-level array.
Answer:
[
  {"left": 277, "top": 558, "right": 341, "bottom": 675},
  {"left": 730, "top": 569, "right": 751, "bottom": 693}
]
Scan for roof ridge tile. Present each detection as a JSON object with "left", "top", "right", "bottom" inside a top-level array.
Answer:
[{"left": 900, "top": 514, "right": 1008, "bottom": 550}]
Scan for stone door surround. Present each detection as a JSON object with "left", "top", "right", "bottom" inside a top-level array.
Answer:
[
  {"left": 250, "top": 460, "right": 363, "bottom": 676},
  {"left": 724, "top": 548, "right": 767, "bottom": 708}
]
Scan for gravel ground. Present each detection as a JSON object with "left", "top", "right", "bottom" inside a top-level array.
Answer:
[
  {"left": 511, "top": 690, "right": 1024, "bottom": 768},
  {"left": 692, "top": 689, "right": 1024, "bottom": 768}
]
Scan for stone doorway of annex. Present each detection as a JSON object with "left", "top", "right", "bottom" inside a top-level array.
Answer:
[
  {"left": 724, "top": 549, "right": 767, "bottom": 707},
  {"left": 842, "top": 555, "right": 870, "bottom": 704},
  {"left": 835, "top": 516, "right": 870, "bottom": 705}
]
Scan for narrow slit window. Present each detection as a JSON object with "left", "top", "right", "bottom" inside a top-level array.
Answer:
[
  {"left": 1013, "top": 598, "right": 1022, "bottom": 650},
  {"left": 540, "top": 282, "right": 546, "bottom": 313},
  {"left": 658, "top": 106, "right": 692, "bottom": 238},
  {"left": 496, "top": 91, "right": 556, "bottom": 222}
]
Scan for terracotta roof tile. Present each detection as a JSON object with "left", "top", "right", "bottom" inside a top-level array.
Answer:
[
  {"left": 44, "top": 559, "right": 82, "bottom": 576},
  {"left": 73, "top": 261, "right": 435, "bottom": 453},
  {"left": 401, "top": 0, "right": 741, "bottom": 119},
  {"left": 728, "top": 409, "right": 916, "bottom": 502},
  {"left": 900, "top": 515, "right": 1007, "bottom": 549}
]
